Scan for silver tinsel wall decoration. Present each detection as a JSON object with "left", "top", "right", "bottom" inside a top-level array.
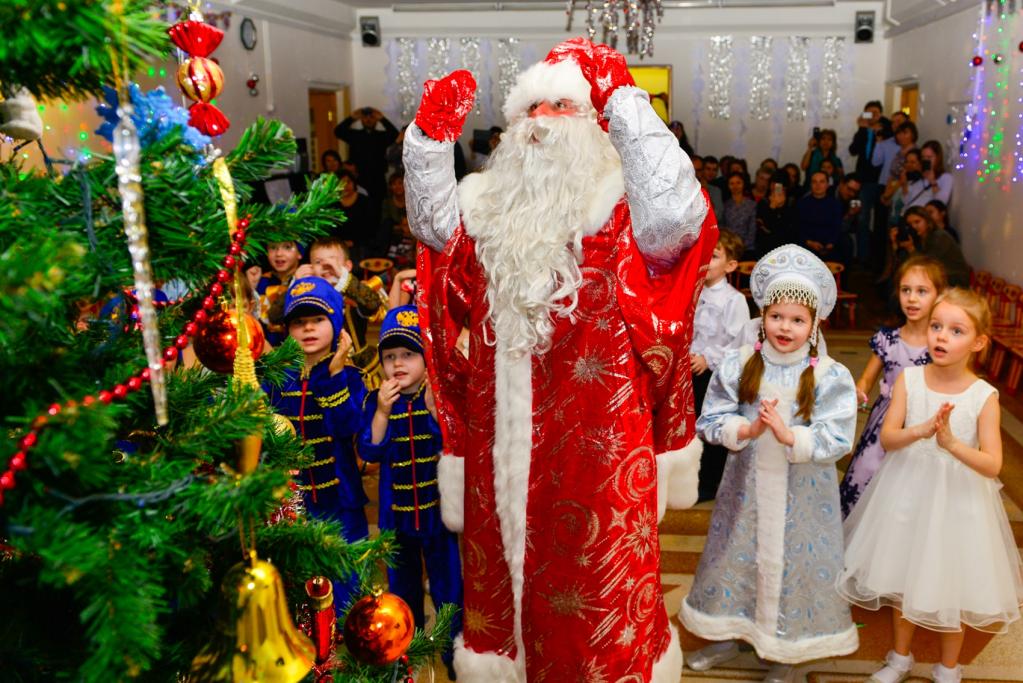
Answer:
[
  {"left": 395, "top": 37, "right": 419, "bottom": 124},
  {"left": 426, "top": 37, "right": 451, "bottom": 81},
  {"left": 785, "top": 36, "right": 810, "bottom": 122},
  {"left": 497, "top": 37, "right": 521, "bottom": 119},
  {"left": 460, "top": 37, "right": 484, "bottom": 115},
  {"left": 820, "top": 36, "right": 845, "bottom": 119},
  {"left": 112, "top": 104, "right": 167, "bottom": 425},
  {"left": 707, "top": 36, "right": 734, "bottom": 120},
  {"left": 566, "top": 0, "right": 663, "bottom": 58},
  {"left": 749, "top": 36, "right": 773, "bottom": 121}
]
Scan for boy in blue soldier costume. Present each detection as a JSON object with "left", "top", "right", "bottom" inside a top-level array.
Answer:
[
  {"left": 358, "top": 306, "right": 462, "bottom": 679},
  {"left": 263, "top": 276, "right": 369, "bottom": 610}
]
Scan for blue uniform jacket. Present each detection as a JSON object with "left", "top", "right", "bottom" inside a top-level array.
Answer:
[
  {"left": 358, "top": 386, "right": 444, "bottom": 536},
  {"left": 264, "top": 357, "right": 368, "bottom": 517}
]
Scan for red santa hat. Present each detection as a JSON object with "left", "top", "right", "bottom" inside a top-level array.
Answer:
[{"left": 502, "top": 37, "right": 635, "bottom": 127}]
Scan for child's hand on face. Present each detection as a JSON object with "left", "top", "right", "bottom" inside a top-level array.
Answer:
[
  {"left": 933, "top": 402, "right": 957, "bottom": 450},
  {"left": 294, "top": 264, "right": 315, "bottom": 279},
  {"left": 759, "top": 399, "right": 794, "bottom": 446},
  {"left": 328, "top": 330, "right": 354, "bottom": 376},
  {"left": 377, "top": 378, "right": 402, "bottom": 416}
]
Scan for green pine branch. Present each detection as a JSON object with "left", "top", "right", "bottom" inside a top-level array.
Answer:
[{"left": 0, "top": 0, "right": 169, "bottom": 101}]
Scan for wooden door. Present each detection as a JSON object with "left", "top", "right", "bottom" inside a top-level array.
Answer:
[{"left": 308, "top": 89, "right": 339, "bottom": 173}]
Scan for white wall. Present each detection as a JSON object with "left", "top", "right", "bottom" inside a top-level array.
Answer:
[
  {"left": 349, "top": 2, "right": 888, "bottom": 168},
  {"left": 14, "top": 3, "right": 356, "bottom": 170},
  {"left": 887, "top": 2, "right": 1020, "bottom": 282}
]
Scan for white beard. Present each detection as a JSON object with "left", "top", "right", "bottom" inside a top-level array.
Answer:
[{"left": 464, "top": 114, "right": 621, "bottom": 359}]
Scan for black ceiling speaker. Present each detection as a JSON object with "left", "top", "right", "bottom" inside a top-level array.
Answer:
[
  {"left": 360, "top": 16, "right": 380, "bottom": 47},
  {"left": 855, "top": 11, "right": 875, "bottom": 44}
]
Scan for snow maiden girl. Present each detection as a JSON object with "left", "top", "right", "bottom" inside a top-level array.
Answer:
[{"left": 680, "top": 245, "right": 859, "bottom": 682}]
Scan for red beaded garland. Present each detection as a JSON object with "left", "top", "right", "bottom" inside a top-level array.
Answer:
[{"left": 2, "top": 225, "right": 255, "bottom": 505}]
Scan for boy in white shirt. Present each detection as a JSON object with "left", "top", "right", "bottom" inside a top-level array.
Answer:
[{"left": 690, "top": 230, "right": 750, "bottom": 501}]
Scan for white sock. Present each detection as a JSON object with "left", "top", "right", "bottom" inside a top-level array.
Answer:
[
  {"left": 932, "top": 663, "right": 962, "bottom": 683},
  {"left": 870, "top": 650, "right": 914, "bottom": 683}
]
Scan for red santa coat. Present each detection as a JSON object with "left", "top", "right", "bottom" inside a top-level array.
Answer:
[{"left": 418, "top": 178, "right": 717, "bottom": 681}]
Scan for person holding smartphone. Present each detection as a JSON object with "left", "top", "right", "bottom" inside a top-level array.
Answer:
[
  {"left": 848, "top": 100, "right": 884, "bottom": 263},
  {"left": 903, "top": 140, "right": 954, "bottom": 211},
  {"left": 334, "top": 105, "right": 399, "bottom": 206}
]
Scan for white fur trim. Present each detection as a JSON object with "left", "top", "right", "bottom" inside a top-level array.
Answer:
[
  {"left": 502, "top": 59, "right": 593, "bottom": 123},
  {"left": 679, "top": 598, "right": 860, "bottom": 664},
  {"left": 720, "top": 415, "right": 752, "bottom": 452},
  {"left": 452, "top": 634, "right": 526, "bottom": 682},
  {"left": 583, "top": 167, "right": 625, "bottom": 235},
  {"left": 787, "top": 426, "right": 815, "bottom": 464},
  {"left": 655, "top": 439, "right": 703, "bottom": 522},
  {"left": 492, "top": 341, "right": 533, "bottom": 662},
  {"left": 437, "top": 452, "right": 465, "bottom": 533},
  {"left": 650, "top": 621, "right": 684, "bottom": 683},
  {"left": 457, "top": 163, "right": 624, "bottom": 236}
]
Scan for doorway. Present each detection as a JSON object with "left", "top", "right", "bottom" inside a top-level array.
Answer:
[{"left": 308, "top": 87, "right": 345, "bottom": 173}]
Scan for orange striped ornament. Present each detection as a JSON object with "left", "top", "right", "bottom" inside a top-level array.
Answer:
[{"left": 176, "top": 57, "right": 224, "bottom": 104}]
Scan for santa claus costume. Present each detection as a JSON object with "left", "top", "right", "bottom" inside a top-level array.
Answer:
[{"left": 404, "top": 39, "right": 717, "bottom": 682}]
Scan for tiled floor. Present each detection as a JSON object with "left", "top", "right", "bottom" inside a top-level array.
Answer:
[{"left": 368, "top": 323, "right": 1023, "bottom": 682}]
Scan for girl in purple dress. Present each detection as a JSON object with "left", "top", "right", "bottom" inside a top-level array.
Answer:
[{"left": 839, "top": 256, "right": 946, "bottom": 518}]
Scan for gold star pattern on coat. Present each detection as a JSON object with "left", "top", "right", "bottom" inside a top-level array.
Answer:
[
  {"left": 544, "top": 584, "right": 595, "bottom": 617},
  {"left": 622, "top": 509, "right": 658, "bottom": 560}
]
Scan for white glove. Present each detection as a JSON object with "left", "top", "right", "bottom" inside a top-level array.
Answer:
[{"left": 332, "top": 267, "right": 351, "bottom": 293}]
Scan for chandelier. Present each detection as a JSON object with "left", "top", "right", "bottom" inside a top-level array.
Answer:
[{"left": 565, "top": 0, "right": 664, "bottom": 58}]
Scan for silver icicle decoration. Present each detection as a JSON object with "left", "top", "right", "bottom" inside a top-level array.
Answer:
[
  {"left": 112, "top": 103, "right": 167, "bottom": 425},
  {"left": 497, "top": 38, "right": 521, "bottom": 120},
  {"left": 460, "top": 37, "right": 484, "bottom": 115},
  {"left": 785, "top": 36, "right": 811, "bottom": 121},
  {"left": 749, "top": 36, "right": 773, "bottom": 121},
  {"left": 426, "top": 37, "right": 451, "bottom": 81},
  {"left": 820, "top": 36, "right": 845, "bottom": 119},
  {"left": 396, "top": 37, "right": 419, "bottom": 124},
  {"left": 707, "top": 36, "right": 734, "bottom": 120},
  {"left": 567, "top": 0, "right": 662, "bottom": 57}
]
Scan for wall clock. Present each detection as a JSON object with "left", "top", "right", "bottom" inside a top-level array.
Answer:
[{"left": 240, "top": 18, "right": 257, "bottom": 51}]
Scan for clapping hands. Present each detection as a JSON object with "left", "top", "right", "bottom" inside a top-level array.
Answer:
[{"left": 932, "top": 402, "right": 957, "bottom": 450}]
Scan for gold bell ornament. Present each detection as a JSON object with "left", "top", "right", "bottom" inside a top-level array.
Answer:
[{"left": 188, "top": 551, "right": 315, "bottom": 682}]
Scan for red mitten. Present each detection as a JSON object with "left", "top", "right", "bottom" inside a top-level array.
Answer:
[
  {"left": 414, "top": 70, "right": 477, "bottom": 142},
  {"left": 545, "top": 38, "right": 635, "bottom": 130}
]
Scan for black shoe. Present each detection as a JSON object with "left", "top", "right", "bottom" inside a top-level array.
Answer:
[{"left": 445, "top": 662, "right": 457, "bottom": 680}]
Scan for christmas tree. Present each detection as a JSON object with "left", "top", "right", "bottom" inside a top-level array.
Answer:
[{"left": 0, "top": 1, "right": 451, "bottom": 681}]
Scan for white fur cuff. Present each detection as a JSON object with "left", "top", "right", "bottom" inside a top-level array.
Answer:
[
  {"left": 721, "top": 416, "right": 752, "bottom": 452},
  {"left": 452, "top": 634, "right": 525, "bottom": 683},
  {"left": 787, "top": 426, "right": 815, "bottom": 464},
  {"left": 655, "top": 440, "right": 703, "bottom": 522},
  {"left": 437, "top": 453, "right": 465, "bottom": 533},
  {"left": 651, "top": 621, "right": 684, "bottom": 683}
]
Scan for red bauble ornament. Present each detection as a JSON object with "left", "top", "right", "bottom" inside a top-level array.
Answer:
[
  {"left": 192, "top": 309, "right": 265, "bottom": 374},
  {"left": 0, "top": 471, "right": 14, "bottom": 490},
  {"left": 176, "top": 56, "right": 224, "bottom": 103},
  {"left": 972, "top": 55, "right": 984, "bottom": 67},
  {"left": 99, "top": 390, "right": 114, "bottom": 404},
  {"left": 216, "top": 269, "right": 231, "bottom": 283},
  {"left": 127, "top": 376, "right": 143, "bottom": 392},
  {"left": 193, "top": 309, "right": 209, "bottom": 324},
  {"left": 9, "top": 452, "right": 26, "bottom": 472},
  {"left": 202, "top": 296, "right": 216, "bottom": 311},
  {"left": 113, "top": 384, "right": 128, "bottom": 400},
  {"left": 20, "top": 432, "right": 37, "bottom": 450},
  {"left": 342, "top": 592, "right": 414, "bottom": 666},
  {"left": 209, "top": 283, "right": 224, "bottom": 297}
]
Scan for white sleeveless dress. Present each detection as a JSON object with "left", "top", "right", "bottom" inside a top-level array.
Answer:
[{"left": 837, "top": 366, "right": 1023, "bottom": 633}]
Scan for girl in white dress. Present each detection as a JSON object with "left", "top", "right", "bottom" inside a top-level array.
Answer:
[{"left": 837, "top": 288, "right": 1023, "bottom": 683}]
